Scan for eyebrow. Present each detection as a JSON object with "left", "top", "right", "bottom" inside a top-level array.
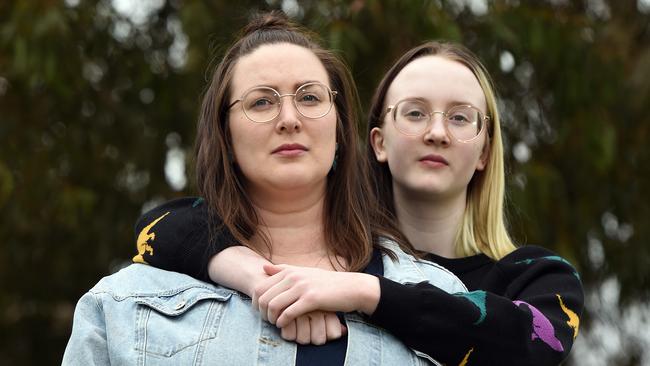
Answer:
[
  {"left": 293, "top": 80, "right": 323, "bottom": 89},
  {"left": 397, "top": 96, "right": 481, "bottom": 109},
  {"left": 246, "top": 80, "right": 326, "bottom": 92}
]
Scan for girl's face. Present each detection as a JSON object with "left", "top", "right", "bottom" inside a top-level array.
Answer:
[
  {"left": 371, "top": 55, "right": 489, "bottom": 201},
  {"left": 228, "top": 43, "right": 337, "bottom": 198}
]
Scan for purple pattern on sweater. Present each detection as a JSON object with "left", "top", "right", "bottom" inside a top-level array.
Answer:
[{"left": 513, "top": 300, "right": 564, "bottom": 352}]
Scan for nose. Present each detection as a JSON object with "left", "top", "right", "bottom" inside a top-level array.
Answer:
[
  {"left": 275, "top": 95, "right": 302, "bottom": 133},
  {"left": 423, "top": 112, "right": 450, "bottom": 146}
]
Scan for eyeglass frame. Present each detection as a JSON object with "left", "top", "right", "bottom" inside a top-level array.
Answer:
[
  {"left": 385, "top": 99, "right": 491, "bottom": 143},
  {"left": 228, "top": 82, "right": 338, "bottom": 124}
]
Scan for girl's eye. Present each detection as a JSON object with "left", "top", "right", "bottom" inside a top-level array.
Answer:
[
  {"left": 403, "top": 109, "right": 428, "bottom": 120},
  {"left": 449, "top": 114, "right": 470, "bottom": 122}
]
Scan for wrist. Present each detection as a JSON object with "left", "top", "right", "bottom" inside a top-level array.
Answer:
[
  {"left": 245, "top": 268, "right": 269, "bottom": 297},
  {"left": 208, "top": 246, "right": 270, "bottom": 297},
  {"left": 354, "top": 273, "right": 381, "bottom": 315}
]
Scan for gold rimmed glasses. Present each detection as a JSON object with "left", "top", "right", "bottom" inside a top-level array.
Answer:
[
  {"left": 386, "top": 99, "right": 489, "bottom": 142},
  {"left": 229, "top": 82, "right": 337, "bottom": 123}
]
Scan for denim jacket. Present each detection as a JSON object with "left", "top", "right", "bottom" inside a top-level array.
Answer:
[{"left": 63, "top": 240, "right": 467, "bottom": 365}]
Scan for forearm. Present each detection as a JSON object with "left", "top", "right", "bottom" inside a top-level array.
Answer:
[
  {"left": 370, "top": 276, "right": 583, "bottom": 365},
  {"left": 208, "top": 246, "right": 272, "bottom": 296}
]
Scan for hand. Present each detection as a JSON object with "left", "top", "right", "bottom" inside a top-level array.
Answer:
[
  {"left": 252, "top": 264, "right": 380, "bottom": 328},
  {"left": 279, "top": 311, "right": 347, "bottom": 345}
]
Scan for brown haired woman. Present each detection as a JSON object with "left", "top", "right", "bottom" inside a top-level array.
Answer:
[
  {"left": 62, "top": 11, "right": 466, "bottom": 366},
  {"left": 132, "top": 35, "right": 585, "bottom": 365}
]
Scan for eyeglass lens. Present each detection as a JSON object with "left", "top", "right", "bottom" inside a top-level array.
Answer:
[
  {"left": 393, "top": 100, "right": 483, "bottom": 141},
  {"left": 242, "top": 83, "right": 332, "bottom": 123}
]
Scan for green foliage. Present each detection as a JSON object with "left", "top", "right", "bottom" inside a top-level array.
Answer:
[{"left": 1, "top": 0, "right": 648, "bottom": 364}]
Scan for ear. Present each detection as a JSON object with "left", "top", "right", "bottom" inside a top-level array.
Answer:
[
  {"left": 475, "top": 136, "right": 490, "bottom": 171},
  {"left": 370, "top": 127, "right": 388, "bottom": 163}
]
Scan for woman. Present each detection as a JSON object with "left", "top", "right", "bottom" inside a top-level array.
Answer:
[
  {"left": 135, "top": 40, "right": 584, "bottom": 365},
  {"left": 62, "top": 12, "right": 465, "bottom": 366}
]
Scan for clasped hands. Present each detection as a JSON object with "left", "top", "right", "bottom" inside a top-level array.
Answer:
[{"left": 251, "top": 264, "right": 380, "bottom": 345}]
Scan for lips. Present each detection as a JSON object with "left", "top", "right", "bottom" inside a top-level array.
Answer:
[
  {"left": 420, "top": 154, "right": 449, "bottom": 165},
  {"left": 271, "top": 143, "right": 308, "bottom": 155}
]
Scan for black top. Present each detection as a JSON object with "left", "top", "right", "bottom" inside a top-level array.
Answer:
[
  {"left": 297, "top": 249, "right": 383, "bottom": 366},
  {"left": 134, "top": 197, "right": 584, "bottom": 366}
]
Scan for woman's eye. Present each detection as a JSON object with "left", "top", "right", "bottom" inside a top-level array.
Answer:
[
  {"left": 249, "top": 98, "right": 273, "bottom": 109},
  {"left": 299, "top": 94, "right": 320, "bottom": 103}
]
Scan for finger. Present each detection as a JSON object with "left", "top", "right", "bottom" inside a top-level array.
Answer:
[
  {"left": 263, "top": 263, "right": 287, "bottom": 276},
  {"left": 324, "top": 312, "right": 342, "bottom": 341},
  {"left": 280, "top": 320, "right": 297, "bottom": 341},
  {"left": 308, "top": 312, "right": 327, "bottom": 345},
  {"left": 257, "top": 278, "right": 294, "bottom": 321},
  {"left": 252, "top": 271, "right": 287, "bottom": 309},
  {"left": 276, "top": 297, "right": 318, "bottom": 328},
  {"left": 295, "top": 316, "right": 310, "bottom": 345},
  {"left": 266, "top": 286, "right": 303, "bottom": 324}
]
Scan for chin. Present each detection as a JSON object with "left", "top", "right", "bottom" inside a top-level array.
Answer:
[
  {"left": 397, "top": 181, "right": 445, "bottom": 197},
  {"left": 271, "top": 171, "right": 329, "bottom": 189},
  {"left": 417, "top": 186, "right": 448, "bottom": 197}
]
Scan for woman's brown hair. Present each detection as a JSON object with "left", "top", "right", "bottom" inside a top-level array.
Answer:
[{"left": 194, "top": 11, "right": 392, "bottom": 270}]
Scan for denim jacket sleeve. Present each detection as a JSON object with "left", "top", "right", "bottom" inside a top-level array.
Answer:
[{"left": 62, "top": 292, "right": 110, "bottom": 365}]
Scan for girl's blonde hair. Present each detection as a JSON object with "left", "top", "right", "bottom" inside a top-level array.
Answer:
[{"left": 367, "top": 41, "right": 516, "bottom": 260}]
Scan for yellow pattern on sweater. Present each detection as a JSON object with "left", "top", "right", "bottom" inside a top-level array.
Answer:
[{"left": 557, "top": 294, "right": 579, "bottom": 339}]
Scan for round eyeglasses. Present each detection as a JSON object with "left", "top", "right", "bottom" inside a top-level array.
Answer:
[
  {"left": 386, "top": 99, "right": 489, "bottom": 143},
  {"left": 229, "top": 82, "right": 337, "bottom": 123}
]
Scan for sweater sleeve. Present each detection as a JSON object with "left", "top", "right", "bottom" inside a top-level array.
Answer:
[
  {"left": 132, "top": 197, "right": 238, "bottom": 283},
  {"left": 368, "top": 247, "right": 584, "bottom": 366}
]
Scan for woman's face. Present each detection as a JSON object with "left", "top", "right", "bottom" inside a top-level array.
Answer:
[
  {"left": 228, "top": 43, "right": 337, "bottom": 197},
  {"left": 371, "top": 55, "right": 489, "bottom": 201}
]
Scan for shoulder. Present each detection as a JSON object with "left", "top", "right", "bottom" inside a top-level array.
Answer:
[
  {"left": 136, "top": 196, "right": 210, "bottom": 235},
  {"left": 502, "top": 245, "right": 566, "bottom": 262},
  {"left": 499, "top": 245, "right": 581, "bottom": 280},
  {"left": 378, "top": 237, "right": 467, "bottom": 293},
  {"left": 89, "top": 263, "right": 231, "bottom": 299},
  {"left": 495, "top": 245, "right": 583, "bottom": 305}
]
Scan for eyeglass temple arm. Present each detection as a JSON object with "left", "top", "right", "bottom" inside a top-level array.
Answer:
[{"left": 228, "top": 99, "right": 241, "bottom": 109}]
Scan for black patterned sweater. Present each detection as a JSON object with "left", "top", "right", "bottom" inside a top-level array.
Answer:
[{"left": 133, "top": 197, "right": 584, "bottom": 366}]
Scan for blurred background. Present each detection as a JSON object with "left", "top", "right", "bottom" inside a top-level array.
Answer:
[{"left": 1, "top": 0, "right": 649, "bottom": 364}]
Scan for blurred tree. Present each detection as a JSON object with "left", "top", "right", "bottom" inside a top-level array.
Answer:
[{"left": 0, "top": 0, "right": 648, "bottom": 364}]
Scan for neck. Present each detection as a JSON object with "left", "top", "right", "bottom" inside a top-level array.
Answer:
[
  {"left": 247, "top": 181, "right": 336, "bottom": 269},
  {"left": 393, "top": 185, "right": 467, "bottom": 258}
]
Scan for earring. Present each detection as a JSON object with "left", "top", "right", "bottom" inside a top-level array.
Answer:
[{"left": 331, "top": 143, "right": 339, "bottom": 171}]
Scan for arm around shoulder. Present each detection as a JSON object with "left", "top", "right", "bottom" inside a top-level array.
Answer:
[
  {"left": 367, "top": 247, "right": 585, "bottom": 366},
  {"left": 133, "top": 197, "right": 239, "bottom": 283}
]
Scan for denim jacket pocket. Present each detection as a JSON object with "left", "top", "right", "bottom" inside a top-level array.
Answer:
[{"left": 133, "top": 286, "right": 232, "bottom": 358}]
